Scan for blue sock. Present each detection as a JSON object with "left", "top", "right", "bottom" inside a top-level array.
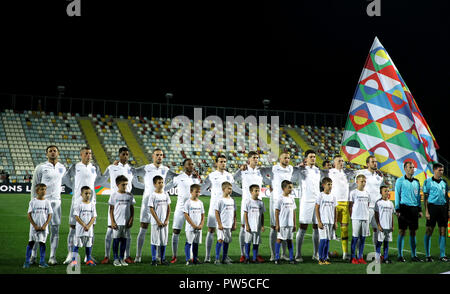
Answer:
[
  {"left": 252, "top": 244, "right": 259, "bottom": 261},
  {"left": 409, "top": 235, "right": 416, "bottom": 257},
  {"left": 151, "top": 245, "right": 157, "bottom": 261},
  {"left": 351, "top": 237, "right": 358, "bottom": 259},
  {"left": 86, "top": 247, "right": 92, "bottom": 261},
  {"left": 119, "top": 238, "right": 127, "bottom": 260},
  {"left": 160, "top": 246, "right": 166, "bottom": 261},
  {"left": 424, "top": 234, "right": 431, "bottom": 257},
  {"left": 222, "top": 242, "right": 229, "bottom": 262},
  {"left": 113, "top": 239, "right": 120, "bottom": 260},
  {"left": 185, "top": 242, "right": 191, "bottom": 261},
  {"left": 397, "top": 235, "right": 404, "bottom": 257},
  {"left": 25, "top": 243, "right": 34, "bottom": 263},
  {"left": 39, "top": 243, "right": 46, "bottom": 264},
  {"left": 275, "top": 242, "right": 281, "bottom": 260},
  {"left": 215, "top": 242, "right": 223, "bottom": 261},
  {"left": 325, "top": 240, "right": 330, "bottom": 260},
  {"left": 72, "top": 246, "right": 79, "bottom": 261},
  {"left": 318, "top": 239, "right": 326, "bottom": 261},
  {"left": 383, "top": 241, "right": 389, "bottom": 260},
  {"left": 287, "top": 240, "right": 294, "bottom": 261},
  {"left": 245, "top": 243, "right": 251, "bottom": 260},
  {"left": 375, "top": 241, "right": 382, "bottom": 254},
  {"left": 193, "top": 243, "right": 199, "bottom": 261},
  {"left": 439, "top": 235, "right": 446, "bottom": 258},
  {"left": 358, "top": 237, "right": 365, "bottom": 260}
]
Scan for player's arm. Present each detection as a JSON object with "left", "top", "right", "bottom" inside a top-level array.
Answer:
[
  {"left": 315, "top": 204, "right": 323, "bottom": 229},
  {"left": 334, "top": 206, "right": 337, "bottom": 230},
  {"left": 348, "top": 200, "right": 353, "bottom": 218},
  {"left": 165, "top": 170, "right": 178, "bottom": 186},
  {"left": 149, "top": 206, "right": 163, "bottom": 227},
  {"left": 74, "top": 215, "right": 87, "bottom": 230},
  {"left": 394, "top": 178, "right": 402, "bottom": 216},
  {"left": 128, "top": 204, "right": 134, "bottom": 228},
  {"left": 27, "top": 212, "right": 40, "bottom": 231},
  {"left": 423, "top": 184, "right": 430, "bottom": 220},
  {"left": 374, "top": 207, "right": 382, "bottom": 232},
  {"left": 94, "top": 165, "right": 110, "bottom": 188},
  {"left": 109, "top": 205, "right": 118, "bottom": 229},
  {"left": 275, "top": 209, "right": 280, "bottom": 232},
  {"left": 42, "top": 212, "right": 52, "bottom": 232},
  {"left": 232, "top": 209, "right": 237, "bottom": 231},
  {"left": 293, "top": 207, "right": 296, "bottom": 232},
  {"left": 30, "top": 165, "right": 43, "bottom": 199},
  {"left": 164, "top": 175, "right": 178, "bottom": 192},
  {"left": 61, "top": 164, "right": 75, "bottom": 190},
  {"left": 200, "top": 176, "right": 212, "bottom": 196},
  {"left": 416, "top": 181, "right": 422, "bottom": 217},
  {"left": 164, "top": 203, "right": 171, "bottom": 227},
  {"left": 215, "top": 209, "right": 223, "bottom": 230},
  {"left": 244, "top": 211, "right": 250, "bottom": 232},
  {"left": 233, "top": 169, "right": 242, "bottom": 182},
  {"left": 184, "top": 212, "right": 197, "bottom": 230},
  {"left": 231, "top": 182, "right": 243, "bottom": 195}
]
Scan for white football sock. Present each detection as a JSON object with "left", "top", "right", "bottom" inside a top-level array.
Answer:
[
  {"left": 105, "top": 227, "right": 113, "bottom": 258},
  {"left": 205, "top": 232, "right": 214, "bottom": 259},
  {"left": 172, "top": 233, "right": 180, "bottom": 257},
  {"left": 136, "top": 227, "right": 147, "bottom": 258},
  {"left": 50, "top": 225, "right": 60, "bottom": 258},
  {"left": 239, "top": 227, "right": 245, "bottom": 256},
  {"left": 269, "top": 228, "right": 277, "bottom": 258},
  {"left": 67, "top": 227, "right": 75, "bottom": 255},
  {"left": 312, "top": 228, "right": 319, "bottom": 258},
  {"left": 296, "top": 229, "right": 306, "bottom": 259}
]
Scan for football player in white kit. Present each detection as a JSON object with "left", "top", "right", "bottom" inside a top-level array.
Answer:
[
  {"left": 354, "top": 155, "right": 387, "bottom": 250},
  {"left": 327, "top": 155, "right": 356, "bottom": 260},
  {"left": 101, "top": 147, "right": 144, "bottom": 264},
  {"left": 29, "top": 145, "right": 66, "bottom": 265},
  {"left": 134, "top": 148, "right": 177, "bottom": 263},
  {"left": 234, "top": 151, "right": 268, "bottom": 263},
  {"left": 200, "top": 154, "right": 235, "bottom": 263},
  {"left": 292, "top": 149, "right": 327, "bottom": 262},
  {"left": 258, "top": 152, "right": 294, "bottom": 262},
  {"left": 163, "top": 158, "right": 201, "bottom": 264},
  {"left": 62, "top": 147, "right": 109, "bottom": 265}
]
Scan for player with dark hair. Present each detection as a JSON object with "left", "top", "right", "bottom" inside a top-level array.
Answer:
[
  {"left": 423, "top": 163, "right": 449, "bottom": 262},
  {"left": 395, "top": 161, "right": 422, "bottom": 262}
]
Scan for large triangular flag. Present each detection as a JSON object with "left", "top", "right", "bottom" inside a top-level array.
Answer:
[{"left": 341, "top": 37, "right": 439, "bottom": 184}]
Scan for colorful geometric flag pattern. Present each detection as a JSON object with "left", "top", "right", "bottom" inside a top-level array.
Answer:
[{"left": 341, "top": 37, "right": 439, "bottom": 184}]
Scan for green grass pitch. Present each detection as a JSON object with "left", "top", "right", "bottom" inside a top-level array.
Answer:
[{"left": 0, "top": 193, "right": 449, "bottom": 274}]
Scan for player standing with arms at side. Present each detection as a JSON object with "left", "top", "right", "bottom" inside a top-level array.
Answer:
[
  {"left": 423, "top": 163, "right": 449, "bottom": 262},
  {"left": 134, "top": 148, "right": 176, "bottom": 263},
  {"left": 163, "top": 158, "right": 201, "bottom": 264},
  {"left": 354, "top": 155, "right": 387, "bottom": 250},
  {"left": 327, "top": 155, "right": 355, "bottom": 261},
  {"left": 235, "top": 151, "right": 268, "bottom": 263},
  {"left": 395, "top": 161, "right": 423, "bottom": 262},
  {"left": 200, "top": 154, "right": 235, "bottom": 263},
  {"left": 293, "top": 149, "right": 326, "bottom": 262},
  {"left": 62, "top": 147, "right": 108, "bottom": 265},
  {"left": 101, "top": 147, "right": 144, "bottom": 264},
  {"left": 29, "top": 145, "right": 66, "bottom": 265},
  {"left": 259, "top": 152, "right": 294, "bottom": 262}
]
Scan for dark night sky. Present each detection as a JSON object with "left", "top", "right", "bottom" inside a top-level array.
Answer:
[{"left": 1, "top": 0, "right": 449, "bottom": 158}]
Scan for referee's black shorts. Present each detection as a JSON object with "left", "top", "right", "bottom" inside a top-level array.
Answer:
[
  {"left": 426, "top": 203, "right": 448, "bottom": 228},
  {"left": 398, "top": 204, "right": 420, "bottom": 231}
]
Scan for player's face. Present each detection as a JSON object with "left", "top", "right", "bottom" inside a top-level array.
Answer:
[
  {"left": 250, "top": 187, "right": 260, "bottom": 199},
  {"left": 357, "top": 177, "right": 366, "bottom": 188},
  {"left": 36, "top": 186, "right": 47, "bottom": 197},
  {"left": 153, "top": 151, "right": 164, "bottom": 164},
  {"left": 118, "top": 181, "right": 128, "bottom": 192},
  {"left": 222, "top": 185, "right": 232, "bottom": 196},
  {"left": 119, "top": 151, "right": 129, "bottom": 162},
  {"left": 279, "top": 153, "right": 290, "bottom": 166},
  {"left": 154, "top": 179, "right": 164, "bottom": 190},
  {"left": 46, "top": 147, "right": 59, "bottom": 160},
  {"left": 216, "top": 158, "right": 227, "bottom": 170},
  {"left": 283, "top": 184, "right": 293, "bottom": 195},
  {"left": 404, "top": 163, "right": 415, "bottom": 176},
  {"left": 322, "top": 182, "right": 332, "bottom": 193},
  {"left": 306, "top": 153, "right": 316, "bottom": 165},
  {"left": 434, "top": 167, "right": 444, "bottom": 179},
  {"left": 324, "top": 162, "right": 332, "bottom": 169},
  {"left": 81, "top": 189, "right": 92, "bottom": 201},
  {"left": 334, "top": 157, "right": 344, "bottom": 169},
  {"left": 184, "top": 160, "right": 194, "bottom": 173},
  {"left": 381, "top": 188, "right": 390, "bottom": 200},
  {"left": 191, "top": 188, "right": 200, "bottom": 199},
  {"left": 368, "top": 158, "right": 378, "bottom": 170},
  {"left": 248, "top": 155, "right": 259, "bottom": 166},
  {"left": 81, "top": 149, "right": 92, "bottom": 163}
]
